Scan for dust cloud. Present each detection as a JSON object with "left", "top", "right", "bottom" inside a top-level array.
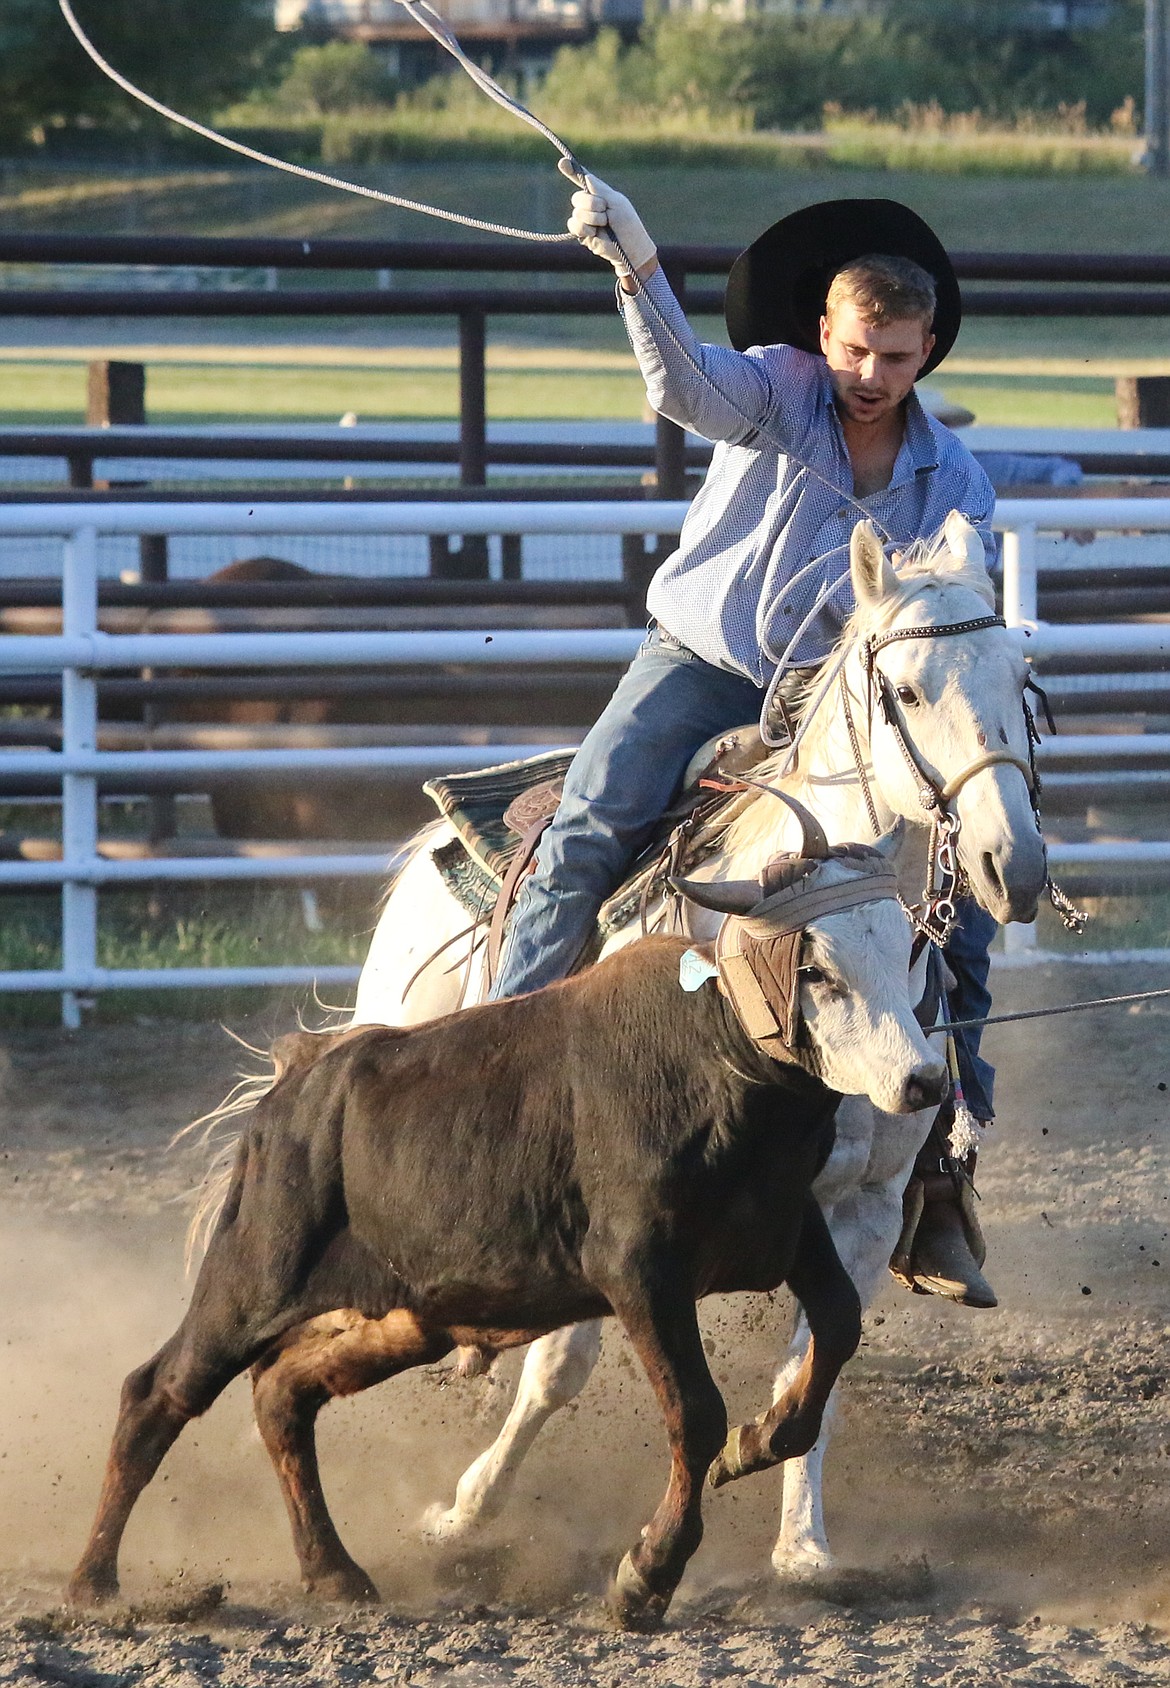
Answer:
[{"left": 3, "top": 986, "right": 1170, "bottom": 1682}]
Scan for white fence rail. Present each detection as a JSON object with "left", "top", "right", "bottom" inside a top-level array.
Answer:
[{"left": 0, "top": 497, "right": 1165, "bottom": 1017}]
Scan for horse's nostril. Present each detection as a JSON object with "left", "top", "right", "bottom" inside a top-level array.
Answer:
[{"left": 982, "top": 851, "right": 1006, "bottom": 900}]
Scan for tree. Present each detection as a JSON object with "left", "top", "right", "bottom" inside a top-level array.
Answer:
[
  {"left": 883, "top": 0, "right": 1143, "bottom": 122},
  {"left": 272, "top": 42, "right": 397, "bottom": 116},
  {"left": 0, "top": 0, "right": 279, "bottom": 146}
]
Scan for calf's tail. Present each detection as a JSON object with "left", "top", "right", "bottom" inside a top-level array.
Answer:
[{"left": 174, "top": 1034, "right": 284, "bottom": 1274}]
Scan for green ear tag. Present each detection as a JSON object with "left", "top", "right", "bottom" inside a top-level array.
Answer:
[{"left": 679, "top": 948, "right": 719, "bottom": 992}]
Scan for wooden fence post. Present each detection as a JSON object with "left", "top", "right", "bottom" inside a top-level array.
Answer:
[
  {"left": 87, "top": 360, "right": 174, "bottom": 840},
  {"left": 1116, "top": 375, "right": 1170, "bottom": 427},
  {"left": 431, "top": 309, "right": 491, "bottom": 579}
]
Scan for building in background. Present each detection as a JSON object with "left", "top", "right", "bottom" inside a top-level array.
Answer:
[
  {"left": 275, "top": 0, "right": 640, "bottom": 84},
  {"left": 274, "top": 0, "right": 1116, "bottom": 32},
  {"left": 272, "top": 0, "right": 1116, "bottom": 81}
]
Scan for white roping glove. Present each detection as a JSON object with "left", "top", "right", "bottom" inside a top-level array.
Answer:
[{"left": 558, "top": 157, "right": 657, "bottom": 278}]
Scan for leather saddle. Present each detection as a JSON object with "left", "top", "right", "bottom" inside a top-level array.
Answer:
[{"left": 485, "top": 724, "right": 766, "bottom": 992}]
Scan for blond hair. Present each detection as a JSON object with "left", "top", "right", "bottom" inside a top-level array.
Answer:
[{"left": 825, "top": 254, "right": 936, "bottom": 330}]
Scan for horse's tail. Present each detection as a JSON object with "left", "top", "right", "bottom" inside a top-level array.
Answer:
[{"left": 375, "top": 818, "right": 446, "bottom": 914}]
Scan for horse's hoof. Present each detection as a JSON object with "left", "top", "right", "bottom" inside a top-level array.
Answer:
[
  {"left": 606, "top": 1551, "right": 668, "bottom": 1633},
  {"left": 64, "top": 1568, "right": 119, "bottom": 1608},
  {"left": 304, "top": 1565, "right": 380, "bottom": 1604},
  {"left": 770, "top": 1541, "right": 834, "bottom": 1581},
  {"left": 420, "top": 1502, "right": 472, "bottom": 1544}
]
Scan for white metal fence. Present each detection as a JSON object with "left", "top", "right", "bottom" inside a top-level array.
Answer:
[{"left": 0, "top": 496, "right": 1166, "bottom": 1018}]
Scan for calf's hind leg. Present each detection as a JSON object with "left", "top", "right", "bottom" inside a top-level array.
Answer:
[
  {"left": 67, "top": 1215, "right": 312, "bottom": 1605},
  {"left": 252, "top": 1309, "right": 452, "bottom": 1602},
  {"left": 707, "top": 1196, "right": 860, "bottom": 1490}
]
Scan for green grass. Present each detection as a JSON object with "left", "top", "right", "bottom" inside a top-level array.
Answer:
[
  {"left": 0, "top": 884, "right": 370, "bottom": 1024},
  {"left": 0, "top": 351, "right": 1130, "bottom": 428},
  {"left": 0, "top": 354, "right": 649, "bottom": 426},
  {"left": 930, "top": 373, "right": 1120, "bottom": 429},
  {"left": 212, "top": 99, "right": 1141, "bottom": 177},
  {"left": 7, "top": 157, "right": 1170, "bottom": 252},
  {"left": 818, "top": 113, "right": 1135, "bottom": 178}
]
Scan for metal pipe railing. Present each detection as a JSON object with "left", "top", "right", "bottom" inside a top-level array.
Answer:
[{"left": 0, "top": 496, "right": 1163, "bottom": 1014}]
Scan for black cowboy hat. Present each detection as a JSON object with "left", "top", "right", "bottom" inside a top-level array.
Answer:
[{"left": 724, "top": 198, "right": 961, "bottom": 377}]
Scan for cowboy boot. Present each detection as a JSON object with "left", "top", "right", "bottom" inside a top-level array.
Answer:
[{"left": 890, "top": 1120, "right": 997, "bottom": 1309}]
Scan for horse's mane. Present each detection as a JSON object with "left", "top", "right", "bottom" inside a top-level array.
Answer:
[{"left": 724, "top": 532, "right": 995, "bottom": 860}]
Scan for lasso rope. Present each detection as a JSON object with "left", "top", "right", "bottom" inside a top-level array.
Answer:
[
  {"left": 58, "top": 0, "right": 580, "bottom": 242},
  {"left": 939, "top": 983, "right": 1170, "bottom": 1033},
  {"left": 57, "top": 0, "right": 893, "bottom": 517},
  {"left": 57, "top": 0, "right": 955, "bottom": 696}
]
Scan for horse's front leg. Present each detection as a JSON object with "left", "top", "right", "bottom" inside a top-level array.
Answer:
[
  {"left": 421, "top": 1321, "right": 603, "bottom": 1542},
  {"left": 772, "top": 1101, "right": 934, "bottom": 1577}
]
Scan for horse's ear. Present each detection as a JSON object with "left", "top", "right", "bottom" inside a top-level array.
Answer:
[
  {"left": 943, "top": 510, "right": 985, "bottom": 570},
  {"left": 850, "top": 519, "right": 899, "bottom": 610}
]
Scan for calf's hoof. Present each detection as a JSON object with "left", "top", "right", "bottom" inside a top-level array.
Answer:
[
  {"left": 606, "top": 1551, "right": 669, "bottom": 1633},
  {"left": 707, "top": 1424, "right": 748, "bottom": 1490},
  {"left": 65, "top": 1567, "right": 119, "bottom": 1608},
  {"left": 304, "top": 1564, "right": 380, "bottom": 1604}
]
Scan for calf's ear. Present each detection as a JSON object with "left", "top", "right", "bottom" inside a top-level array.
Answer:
[{"left": 850, "top": 519, "right": 899, "bottom": 610}]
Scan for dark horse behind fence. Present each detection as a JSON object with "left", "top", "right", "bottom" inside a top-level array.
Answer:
[{"left": 189, "top": 559, "right": 615, "bottom": 843}]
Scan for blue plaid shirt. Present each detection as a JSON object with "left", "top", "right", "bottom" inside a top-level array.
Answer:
[{"left": 620, "top": 268, "right": 996, "bottom": 684}]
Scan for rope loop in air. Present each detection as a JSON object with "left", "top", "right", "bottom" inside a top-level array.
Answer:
[{"left": 57, "top": 0, "right": 580, "bottom": 243}]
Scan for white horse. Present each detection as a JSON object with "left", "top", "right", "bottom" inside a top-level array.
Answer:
[{"left": 349, "top": 512, "right": 1048, "bottom": 1576}]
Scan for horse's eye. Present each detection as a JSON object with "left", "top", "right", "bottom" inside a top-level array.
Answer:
[
  {"left": 895, "top": 685, "right": 919, "bottom": 707},
  {"left": 799, "top": 965, "right": 827, "bottom": 985}
]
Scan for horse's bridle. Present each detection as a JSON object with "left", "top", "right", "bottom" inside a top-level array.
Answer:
[{"left": 839, "top": 612, "right": 1082, "bottom": 944}]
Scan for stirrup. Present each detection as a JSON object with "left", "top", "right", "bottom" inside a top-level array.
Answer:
[{"left": 890, "top": 1171, "right": 997, "bottom": 1310}]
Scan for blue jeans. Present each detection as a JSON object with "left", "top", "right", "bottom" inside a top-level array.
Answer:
[
  {"left": 490, "top": 626, "right": 763, "bottom": 998},
  {"left": 489, "top": 628, "right": 996, "bottom": 1117},
  {"left": 945, "top": 898, "right": 997, "bottom": 1120}
]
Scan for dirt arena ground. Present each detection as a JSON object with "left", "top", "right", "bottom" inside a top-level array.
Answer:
[{"left": 3, "top": 958, "right": 1170, "bottom": 1685}]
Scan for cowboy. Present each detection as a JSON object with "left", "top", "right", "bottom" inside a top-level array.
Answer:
[{"left": 490, "top": 183, "right": 999, "bottom": 1308}]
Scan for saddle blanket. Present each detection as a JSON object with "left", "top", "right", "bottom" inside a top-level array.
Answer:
[{"left": 424, "top": 748, "right": 740, "bottom": 943}]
